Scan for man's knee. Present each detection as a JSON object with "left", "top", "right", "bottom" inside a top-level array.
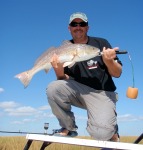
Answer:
[
  {"left": 46, "top": 80, "right": 68, "bottom": 100},
  {"left": 87, "top": 124, "right": 115, "bottom": 141},
  {"left": 47, "top": 80, "right": 62, "bottom": 95},
  {"left": 47, "top": 81, "right": 57, "bottom": 96}
]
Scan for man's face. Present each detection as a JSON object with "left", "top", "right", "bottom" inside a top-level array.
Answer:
[{"left": 68, "top": 18, "right": 89, "bottom": 41}]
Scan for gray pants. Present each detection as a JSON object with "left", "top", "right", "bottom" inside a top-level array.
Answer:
[{"left": 46, "top": 79, "right": 118, "bottom": 140}]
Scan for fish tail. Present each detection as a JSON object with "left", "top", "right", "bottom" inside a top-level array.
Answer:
[{"left": 15, "top": 71, "right": 33, "bottom": 88}]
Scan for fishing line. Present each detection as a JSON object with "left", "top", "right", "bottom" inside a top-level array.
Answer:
[{"left": 127, "top": 52, "right": 135, "bottom": 87}]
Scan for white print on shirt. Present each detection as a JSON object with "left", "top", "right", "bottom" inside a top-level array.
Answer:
[{"left": 87, "top": 60, "right": 98, "bottom": 69}]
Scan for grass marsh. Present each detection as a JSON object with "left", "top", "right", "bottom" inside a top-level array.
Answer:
[{"left": 0, "top": 136, "right": 142, "bottom": 150}]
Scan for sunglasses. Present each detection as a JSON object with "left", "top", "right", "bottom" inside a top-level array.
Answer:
[{"left": 69, "top": 22, "right": 88, "bottom": 27}]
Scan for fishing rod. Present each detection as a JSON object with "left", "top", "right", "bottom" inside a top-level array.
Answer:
[
  {"left": 0, "top": 130, "right": 54, "bottom": 135},
  {"left": 115, "top": 50, "right": 128, "bottom": 54},
  {"left": 0, "top": 123, "right": 55, "bottom": 135},
  {"left": 99, "top": 50, "right": 128, "bottom": 55}
]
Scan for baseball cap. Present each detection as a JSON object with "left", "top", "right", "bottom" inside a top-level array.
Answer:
[{"left": 69, "top": 12, "right": 88, "bottom": 24}]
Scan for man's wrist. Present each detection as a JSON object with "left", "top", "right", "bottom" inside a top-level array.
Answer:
[
  {"left": 57, "top": 74, "right": 70, "bottom": 80},
  {"left": 57, "top": 75, "right": 66, "bottom": 80}
]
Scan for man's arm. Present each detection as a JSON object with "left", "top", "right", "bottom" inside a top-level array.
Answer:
[{"left": 102, "top": 47, "right": 122, "bottom": 77}]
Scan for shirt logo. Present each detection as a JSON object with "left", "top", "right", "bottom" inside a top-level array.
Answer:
[{"left": 87, "top": 60, "right": 98, "bottom": 69}]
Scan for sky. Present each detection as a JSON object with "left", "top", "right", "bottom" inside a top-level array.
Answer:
[{"left": 0, "top": 0, "right": 143, "bottom": 138}]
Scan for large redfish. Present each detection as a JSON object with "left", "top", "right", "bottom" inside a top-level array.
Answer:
[{"left": 15, "top": 41, "right": 100, "bottom": 88}]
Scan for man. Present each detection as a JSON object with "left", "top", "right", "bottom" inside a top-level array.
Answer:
[{"left": 46, "top": 12, "right": 122, "bottom": 142}]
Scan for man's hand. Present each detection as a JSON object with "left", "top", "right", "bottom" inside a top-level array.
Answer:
[
  {"left": 50, "top": 53, "right": 63, "bottom": 68},
  {"left": 50, "top": 53, "right": 69, "bottom": 80},
  {"left": 102, "top": 47, "right": 119, "bottom": 61}
]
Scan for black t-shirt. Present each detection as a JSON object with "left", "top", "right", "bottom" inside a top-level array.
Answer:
[{"left": 64, "top": 36, "right": 122, "bottom": 91}]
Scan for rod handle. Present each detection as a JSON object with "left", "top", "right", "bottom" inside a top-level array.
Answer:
[{"left": 116, "top": 51, "right": 128, "bottom": 54}]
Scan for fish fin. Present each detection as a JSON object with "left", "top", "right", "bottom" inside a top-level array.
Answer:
[
  {"left": 35, "top": 47, "right": 56, "bottom": 65},
  {"left": 63, "top": 61, "right": 75, "bottom": 68},
  {"left": 44, "top": 68, "right": 49, "bottom": 73},
  {"left": 68, "top": 62, "right": 76, "bottom": 68},
  {"left": 63, "top": 62, "right": 73, "bottom": 67},
  {"left": 63, "top": 54, "right": 79, "bottom": 68},
  {"left": 15, "top": 71, "right": 32, "bottom": 88}
]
